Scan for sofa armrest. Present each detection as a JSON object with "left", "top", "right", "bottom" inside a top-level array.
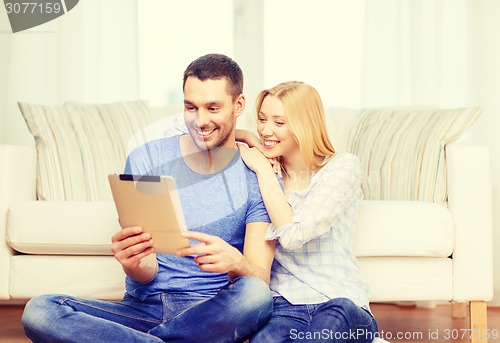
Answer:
[
  {"left": 446, "top": 142, "right": 493, "bottom": 301},
  {"left": 0, "top": 144, "right": 37, "bottom": 299}
]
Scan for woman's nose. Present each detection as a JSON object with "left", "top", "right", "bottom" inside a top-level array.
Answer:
[{"left": 260, "top": 122, "right": 273, "bottom": 136}]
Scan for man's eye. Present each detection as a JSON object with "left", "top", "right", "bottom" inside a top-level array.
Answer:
[
  {"left": 185, "top": 106, "right": 196, "bottom": 112},
  {"left": 209, "top": 107, "right": 220, "bottom": 112}
]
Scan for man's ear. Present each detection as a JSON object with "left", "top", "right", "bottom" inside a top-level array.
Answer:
[{"left": 234, "top": 94, "right": 245, "bottom": 118}]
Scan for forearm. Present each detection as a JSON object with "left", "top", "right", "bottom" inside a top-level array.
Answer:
[
  {"left": 231, "top": 223, "right": 276, "bottom": 284},
  {"left": 256, "top": 169, "right": 294, "bottom": 228},
  {"left": 235, "top": 129, "right": 249, "bottom": 143},
  {"left": 123, "top": 253, "right": 158, "bottom": 283},
  {"left": 228, "top": 259, "right": 270, "bottom": 284},
  {"left": 236, "top": 129, "right": 261, "bottom": 148},
  {"left": 228, "top": 242, "right": 275, "bottom": 284}
]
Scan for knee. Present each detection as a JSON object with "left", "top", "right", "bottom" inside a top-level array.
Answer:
[
  {"left": 325, "top": 298, "right": 375, "bottom": 329},
  {"left": 22, "top": 295, "right": 60, "bottom": 331},
  {"left": 329, "top": 298, "right": 358, "bottom": 312},
  {"left": 236, "top": 276, "right": 272, "bottom": 306},
  {"left": 232, "top": 276, "right": 273, "bottom": 319}
]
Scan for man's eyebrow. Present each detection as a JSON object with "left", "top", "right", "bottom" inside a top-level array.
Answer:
[
  {"left": 184, "top": 100, "right": 222, "bottom": 107},
  {"left": 206, "top": 101, "right": 223, "bottom": 107}
]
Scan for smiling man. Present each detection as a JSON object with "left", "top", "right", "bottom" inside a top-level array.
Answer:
[{"left": 22, "top": 54, "right": 275, "bottom": 343}]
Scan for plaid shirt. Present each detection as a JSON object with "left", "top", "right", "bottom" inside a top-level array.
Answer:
[{"left": 265, "top": 153, "right": 370, "bottom": 309}]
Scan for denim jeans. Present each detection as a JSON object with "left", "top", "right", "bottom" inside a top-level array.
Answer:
[
  {"left": 250, "top": 296, "right": 378, "bottom": 343},
  {"left": 22, "top": 276, "right": 272, "bottom": 343}
]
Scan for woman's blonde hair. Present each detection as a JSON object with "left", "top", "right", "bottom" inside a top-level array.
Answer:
[{"left": 255, "top": 81, "right": 335, "bottom": 169}]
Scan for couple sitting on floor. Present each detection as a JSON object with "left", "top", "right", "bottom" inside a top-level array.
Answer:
[{"left": 21, "top": 53, "right": 378, "bottom": 343}]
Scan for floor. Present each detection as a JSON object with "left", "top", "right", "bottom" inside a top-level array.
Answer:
[{"left": 0, "top": 302, "right": 499, "bottom": 342}]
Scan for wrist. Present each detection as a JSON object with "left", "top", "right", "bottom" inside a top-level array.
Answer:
[
  {"left": 228, "top": 254, "right": 248, "bottom": 281},
  {"left": 235, "top": 129, "right": 248, "bottom": 143},
  {"left": 256, "top": 164, "right": 276, "bottom": 178}
]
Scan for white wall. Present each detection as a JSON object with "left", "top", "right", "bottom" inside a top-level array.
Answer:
[
  {"left": 0, "top": 0, "right": 140, "bottom": 146},
  {"left": 0, "top": 5, "right": 16, "bottom": 145},
  {"left": 468, "top": 0, "right": 500, "bottom": 306}
]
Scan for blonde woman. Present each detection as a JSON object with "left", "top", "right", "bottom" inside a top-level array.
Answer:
[{"left": 238, "top": 81, "right": 379, "bottom": 342}]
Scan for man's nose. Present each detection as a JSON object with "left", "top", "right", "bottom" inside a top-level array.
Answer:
[{"left": 196, "top": 109, "right": 210, "bottom": 127}]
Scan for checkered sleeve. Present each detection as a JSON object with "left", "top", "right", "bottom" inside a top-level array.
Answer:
[{"left": 266, "top": 153, "right": 363, "bottom": 250}]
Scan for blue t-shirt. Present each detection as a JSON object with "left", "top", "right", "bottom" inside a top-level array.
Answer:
[{"left": 124, "top": 135, "right": 270, "bottom": 300}]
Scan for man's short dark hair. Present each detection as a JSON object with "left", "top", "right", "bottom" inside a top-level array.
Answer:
[{"left": 183, "top": 54, "right": 244, "bottom": 101}]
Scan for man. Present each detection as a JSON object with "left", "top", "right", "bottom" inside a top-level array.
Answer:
[{"left": 22, "top": 54, "right": 275, "bottom": 343}]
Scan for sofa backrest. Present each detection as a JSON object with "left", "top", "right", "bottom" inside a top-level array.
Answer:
[{"left": 18, "top": 101, "right": 481, "bottom": 204}]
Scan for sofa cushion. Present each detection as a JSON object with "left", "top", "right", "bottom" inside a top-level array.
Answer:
[
  {"left": 7, "top": 201, "right": 120, "bottom": 255},
  {"left": 9, "top": 255, "right": 125, "bottom": 300},
  {"left": 19, "top": 100, "right": 152, "bottom": 201},
  {"left": 354, "top": 200, "right": 454, "bottom": 257},
  {"left": 358, "top": 257, "right": 453, "bottom": 301},
  {"left": 348, "top": 107, "right": 482, "bottom": 204},
  {"left": 7, "top": 200, "right": 453, "bottom": 258}
]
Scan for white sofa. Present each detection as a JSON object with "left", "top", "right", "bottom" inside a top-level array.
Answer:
[{"left": 0, "top": 105, "right": 493, "bottom": 341}]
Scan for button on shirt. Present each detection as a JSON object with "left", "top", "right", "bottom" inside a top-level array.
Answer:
[{"left": 265, "top": 152, "right": 370, "bottom": 310}]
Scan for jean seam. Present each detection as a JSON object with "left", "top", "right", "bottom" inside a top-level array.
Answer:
[
  {"left": 161, "top": 293, "right": 168, "bottom": 322},
  {"left": 60, "top": 297, "right": 162, "bottom": 324}
]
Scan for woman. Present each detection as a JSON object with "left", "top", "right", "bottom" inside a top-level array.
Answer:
[{"left": 238, "top": 81, "right": 379, "bottom": 343}]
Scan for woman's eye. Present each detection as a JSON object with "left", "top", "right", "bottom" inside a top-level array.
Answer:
[
  {"left": 275, "top": 121, "right": 285, "bottom": 126},
  {"left": 258, "top": 117, "right": 266, "bottom": 123}
]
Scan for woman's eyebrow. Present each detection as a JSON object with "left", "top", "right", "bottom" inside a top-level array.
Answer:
[{"left": 259, "top": 111, "right": 284, "bottom": 119}]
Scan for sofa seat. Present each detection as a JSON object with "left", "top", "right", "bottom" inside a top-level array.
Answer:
[
  {"left": 7, "top": 200, "right": 454, "bottom": 258},
  {"left": 9, "top": 255, "right": 125, "bottom": 299},
  {"left": 6, "top": 201, "right": 126, "bottom": 300},
  {"left": 5, "top": 199, "right": 456, "bottom": 301},
  {"left": 354, "top": 200, "right": 454, "bottom": 257},
  {"left": 7, "top": 201, "right": 119, "bottom": 255}
]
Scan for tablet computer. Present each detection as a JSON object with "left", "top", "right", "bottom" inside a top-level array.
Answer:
[{"left": 108, "top": 174, "right": 190, "bottom": 254}]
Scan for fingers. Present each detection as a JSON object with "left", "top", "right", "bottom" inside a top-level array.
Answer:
[
  {"left": 176, "top": 231, "right": 243, "bottom": 274},
  {"left": 112, "top": 227, "right": 152, "bottom": 249},
  {"left": 176, "top": 232, "right": 224, "bottom": 258},
  {"left": 176, "top": 242, "right": 208, "bottom": 257},
  {"left": 194, "top": 254, "right": 219, "bottom": 265},
  {"left": 120, "top": 238, "right": 153, "bottom": 257},
  {"left": 181, "top": 230, "right": 217, "bottom": 243},
  {"left": 177, "top": 231, "right": 218, "bottom": 257},
  {"left": 269, "top": 157, "right": 282, "bottom": 177},
  {"left": 121, "top": 246, "right": 155, "bottom": 266},
  {"left": 111, "top": 226, "right": 154, "bottom": 263}
]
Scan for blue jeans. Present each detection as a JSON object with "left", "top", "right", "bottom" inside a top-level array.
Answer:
[
  {"left": 250, "top": 296, "right": 378, "bottom": 343},
  {"left": 22, "top": 276, "right": 272, "bottom": 343}
]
